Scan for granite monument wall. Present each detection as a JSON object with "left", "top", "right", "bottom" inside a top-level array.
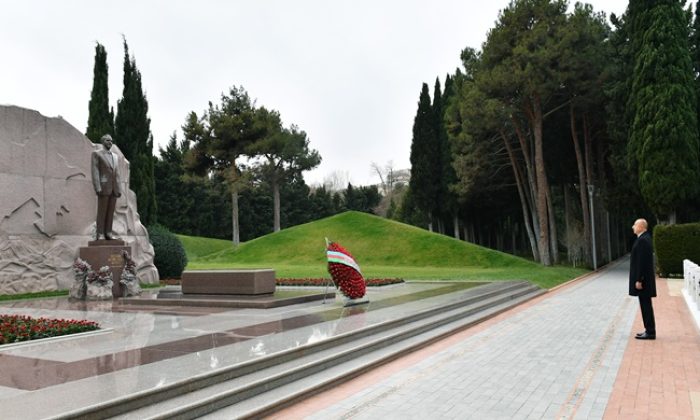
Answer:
[{"left": 0, "top": 105, "right": 159, "bottom": 294}]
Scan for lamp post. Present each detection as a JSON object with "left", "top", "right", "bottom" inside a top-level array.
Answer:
[{"left": 587, "top": 184, "right": 597, "bottom": 270}]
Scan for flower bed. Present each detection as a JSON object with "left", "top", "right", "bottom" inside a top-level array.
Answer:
[
  {"left": 276, "top": 278, "right": 404, "bottom": 287},
  {"left": 0, "top": 314, "right": 100, "bottom": 345}
]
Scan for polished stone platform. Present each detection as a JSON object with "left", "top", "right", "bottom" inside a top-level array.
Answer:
[
  {"left": 0, "top": 281, "right": 540, "bottom": 419},
  {"left": 122, "top": 286, "right": 335, "bottom": 308}
]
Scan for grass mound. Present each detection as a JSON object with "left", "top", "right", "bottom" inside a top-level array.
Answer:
[
  {"left": 190, "top": 211, "right": 535, "bottom": 267},
  {"left": 179, "top": 211, "right": 587, "bottom": 288},
  {"left": 177, "top": 234, "right": 232, "bottom": 260}
]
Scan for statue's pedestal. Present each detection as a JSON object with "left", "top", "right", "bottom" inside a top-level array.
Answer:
[{"left": 80, "top": 239, "right": 131, "bottom": 297}]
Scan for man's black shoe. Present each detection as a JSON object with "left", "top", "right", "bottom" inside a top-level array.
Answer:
[
  {"left": 635, "top": 332, "right": 645, "bottom": 337},
  {"left": 635, "top": 332, "right": 656, "bottom": 340}
]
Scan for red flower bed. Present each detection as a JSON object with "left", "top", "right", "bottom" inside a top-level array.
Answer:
[
  {"left": 0, "top": 314, "right": 100, "bottom": 345},
  {"left": 276, "top": 278, "right": 404, "bottom": 287}
]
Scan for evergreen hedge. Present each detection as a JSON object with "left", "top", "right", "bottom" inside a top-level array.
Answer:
[
  {"left": 654, "top": 223, "right": 700, "bottom": 276},
  {"left": 149, "top": 224, "right": 188, "bottom": 279}
]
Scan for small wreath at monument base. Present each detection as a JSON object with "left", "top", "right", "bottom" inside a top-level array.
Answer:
[
  {"left": 71, "top": 252, "right": 142, "bottom": 300},
  {"left": 86, "top": 266, "right": 114, "bottom": 300},
  {"left": 119, "top": 251, "right": 141, "bottom": 297},
  {"left": 69, "top": 258, "right": 91, "bottom": 299},
  {"left": 71, "top": 260, "right": 113, "bottom": 300}
]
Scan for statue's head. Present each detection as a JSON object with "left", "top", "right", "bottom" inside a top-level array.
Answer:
[{"left": 101, "top": 134, "right": 113, "bottom": 150}]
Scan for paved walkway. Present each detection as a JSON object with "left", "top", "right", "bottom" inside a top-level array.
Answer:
[
  {"left": 274, "top": 259, "right": 700, "bottom": 420},
  {"left": 604, "top": 279, "right": 700, "bottom": 419}
]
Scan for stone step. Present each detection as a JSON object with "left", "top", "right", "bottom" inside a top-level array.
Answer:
[
  {"left": 54, "top": 282, "right": 531, "bottom": 419},
  {"left": 209, "top": 288, "right": 544, "bottom": 420},
  {"left": 97, "top": 282, "right": 543, "bottom": 420}
]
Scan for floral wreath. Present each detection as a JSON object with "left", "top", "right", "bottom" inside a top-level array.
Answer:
[{"left": 326, "top": 240, "right": 366, "bottom": 299}]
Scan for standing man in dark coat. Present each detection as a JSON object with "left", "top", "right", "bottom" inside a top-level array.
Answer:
[
  {"left": 629, "top": 218, "right": 656, "bottom": 340},
  {"left": 91, "top": 134, "right": 122, "bottom": 240}
]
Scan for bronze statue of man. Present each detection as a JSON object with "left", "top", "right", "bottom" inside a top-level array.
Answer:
[{"left": 91, "top": 134, "right": 121, "bottom": 240}]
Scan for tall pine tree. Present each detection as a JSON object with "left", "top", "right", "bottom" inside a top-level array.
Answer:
[
  {"left": 628, "top": 0, "right": 700, "bottom": 223},
  {"left": 114, "top": 38, "right": 157, "bottom": 225},
  {"left": 85, "top": 42, "right": 114, "bottom": 142},
  {"left": 184, "top": 87, "right": 267, "bottom": 245},
  {"left": 155, "top": 133, "right": 190, "bottom": 232}
]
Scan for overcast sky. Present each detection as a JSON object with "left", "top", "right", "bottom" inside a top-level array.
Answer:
[{"left": 1, "top": 0, "right": 628, "bottom": 186}]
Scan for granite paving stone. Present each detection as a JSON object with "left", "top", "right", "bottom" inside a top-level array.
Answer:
[{"left": 305, "top": 261, "right": 639, "bottom": 420}]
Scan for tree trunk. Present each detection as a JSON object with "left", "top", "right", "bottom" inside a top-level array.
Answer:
[
  {"left": 230, "top": 162, "right": 242, "bottom": 246},
  {"left": 669, "top": 211, "right": 677, "bottom": 225},
  {"left": 502, "top": 130, "right": 539, "bottom": 261},
  {"left": 592, "top": 118, "right": 610, "bottom": 262},
  {"left": 231, "top": 189, "right": 240, "bottom": 246},
  {"left": 583, "top": 114, "right": 594, "bottom": 190},
  {"left": 570, "top": 105, "right": 591, "bottom": 265},
  {"left": 546, "top": 187, "right": 559, "bottom": 264},
  {"left": 606, "top": 210, "right": 612, "bottom": 263},
  {"left": 496, "top": 221, "right": 504, "bottom": 251},
  {"left": 512, "top": 117, "right": 541, "bottom": 245},
  {"left": 453, "top": 215, "right": 460, "bottom": 240},
  {"left": 531, "top": 97, "right": 551, "bottom": 266},
  {"left": 427, "top": 210, "right": 433, "bottom": 232},
  {"left": 583, "top": 114, "right": 598, "bottom": 265},
  {"left": 564, "top": 185, "right": 571, "bottom": 263},
  {"left": 272, "top": 180, "right": 281, "bottom": 232}
]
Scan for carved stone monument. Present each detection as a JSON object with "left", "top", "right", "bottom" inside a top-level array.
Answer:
[{"left": 0, "top": 105, "right": 158, "bottom": 295}]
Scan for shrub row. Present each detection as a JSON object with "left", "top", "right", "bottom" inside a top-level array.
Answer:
[
  {"left": 654, "top": 222, "right": 700, "bottom": 277},
  {"left": 149, "top": 224, "right": 188, "bottom": 279}
]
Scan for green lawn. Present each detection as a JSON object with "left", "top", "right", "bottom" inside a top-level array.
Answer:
[
  {"left": 181, "top": 212, "right": 588, "bottom": 289},
  {"left": 177, "top": 234, "right": 232, "bottom": 261},
  {"left": 0, "top": 290, "right": 69, "bottom": 301}
]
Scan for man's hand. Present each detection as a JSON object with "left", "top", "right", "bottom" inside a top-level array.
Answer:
[{"left": 635, "top": 281, "right": 643, "bottom": 290}]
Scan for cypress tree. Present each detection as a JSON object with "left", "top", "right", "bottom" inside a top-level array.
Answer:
[
  {"left": 441, "top": 74, "right": 460, "bottom": 237},
  {"left": 86, "top": 42, "right": 114, "bottom": 142},
  {"left": 432, "top": 77, "right": 446, "bottom": 213},
  {"left": 344, "top": 183, "right": 359, "bottom": 211},
  {"left": 628, "top": 0, "right": 700, "bottom": 222},
  {"left": 408, "top": 83, "right": 439, "bottom": 230},
  {"left": 114, "top": 38, "right": 157, "bottom": 225},
  {"left": 432, "top": 76, "right": 459, "bottom": 235},
  {"left": 692, "top": 3, "right": 700, "bottom": 175}
]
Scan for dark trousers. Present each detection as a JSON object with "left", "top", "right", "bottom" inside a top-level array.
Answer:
[
  {"left": 638, "top": 296, "right": 656, "bottom": 335},
  {"left": 96, "top": 194, "right": 117, "bottom": 237}
]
